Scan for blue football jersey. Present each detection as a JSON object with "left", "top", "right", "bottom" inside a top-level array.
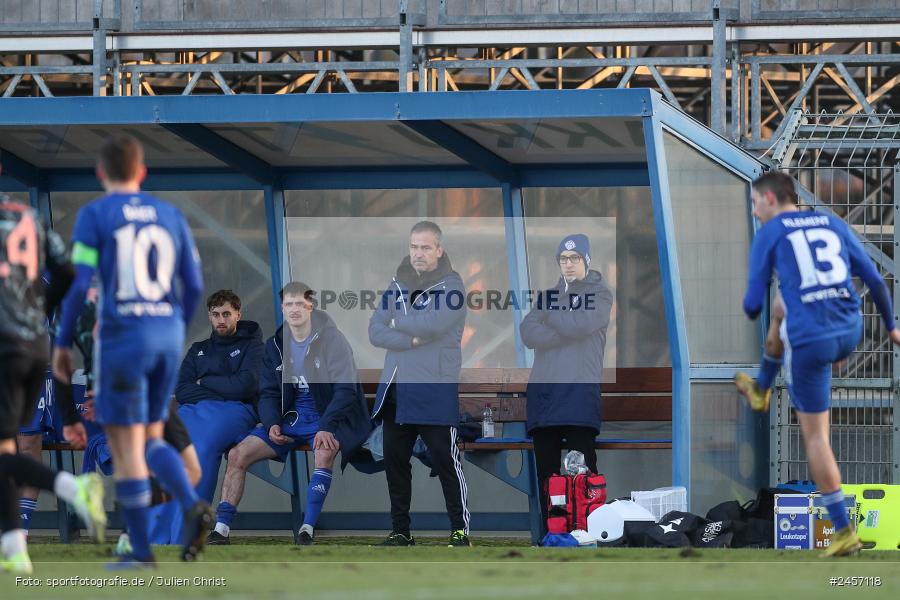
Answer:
[
  {"left": 70, "top": 192, "right": 201, "bottom": 333},
  {"left": 290, "top": 335, "right": 316, "bottom": 414},
  {"left": 744, "top": 210, "right": 883, "bottom": 346}
]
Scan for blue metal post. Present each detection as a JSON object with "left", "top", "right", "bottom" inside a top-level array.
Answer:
[
  {"left": 264, "top": 185, "right": 286, "bottom": 325},
  {"left": 501, "top": 183, "right": 532, "bottom": 369},
  {"left": 500, "top": 182, "right": 543, "bottom": 543},
  {"left": 748, "top": 181, "right": 773, "bottom": 487},
  {"left": 29, "top": 180, "right": 51, "bottom": 225},
  {"left": 642, "top": 115, "right": 692, "bottom": 498}
]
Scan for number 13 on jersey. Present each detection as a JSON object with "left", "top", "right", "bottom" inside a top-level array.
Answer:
[{"left": 786, "top": 227, "right": 848, "bottom": 289}]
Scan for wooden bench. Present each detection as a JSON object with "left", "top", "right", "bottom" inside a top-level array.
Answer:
[
  {"left": 46, "top": 367, "right": 672, "bottom": 544},
  {"left": 454, "top": 367, "right": 671, "bottom": 543},
  {"left": 248, "top": 366, "right": 672, "bottom": 544}
]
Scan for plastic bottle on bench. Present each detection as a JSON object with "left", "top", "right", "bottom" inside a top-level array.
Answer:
[{"left": 481, "top": 405, "right": 495, "bottom": 439}]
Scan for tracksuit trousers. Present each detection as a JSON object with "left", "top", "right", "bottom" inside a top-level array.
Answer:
[{"left": 381, "top": 397, "right": 470, "bottom": 535}]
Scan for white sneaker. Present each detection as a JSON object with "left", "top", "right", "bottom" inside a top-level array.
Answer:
[
  {"left": 71, "top": 473, "right": 106, "bottom": 542},
  {"left": 2, "top": 551, "right": 33, "bottom": 575}
]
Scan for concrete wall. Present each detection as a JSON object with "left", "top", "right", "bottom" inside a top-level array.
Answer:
[{"left": 1, "top": 0, "right": 896, "bottom": 32}]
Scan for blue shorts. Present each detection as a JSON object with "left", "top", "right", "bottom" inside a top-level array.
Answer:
[
  {"left": 783, "top": 320, "right": 862, "bottom": 413},
  {"left": 245, "top": 411, "right": 319, "bottom": 462},
  {"left": 18, "top": 387, "right": 49, "bottom": 435},
  {"left": 94, "top": 329, "right": 184, "bottom": 426},
  {"left": 19, "top": 369, "right": 63, "bottom": 442}
]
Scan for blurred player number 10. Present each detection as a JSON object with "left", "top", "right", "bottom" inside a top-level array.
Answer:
[{"left": 113, "top": 223, "right": 176, "bottom": 301}]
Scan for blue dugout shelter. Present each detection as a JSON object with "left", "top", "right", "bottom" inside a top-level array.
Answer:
[{"left": 0, "top": 89, "right": 766, "bottom": 514}]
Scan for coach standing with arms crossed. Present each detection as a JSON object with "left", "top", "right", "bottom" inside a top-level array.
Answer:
[
  {"left": 369, "top": 221, "right": 470, "bottom": 547},
  {"left": 520, "top": 234, "right": 613, "bottom": 533}
]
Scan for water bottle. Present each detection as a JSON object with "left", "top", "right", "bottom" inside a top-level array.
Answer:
[{"left": 481, "top": 404, "right": 495, "bottom": 439}]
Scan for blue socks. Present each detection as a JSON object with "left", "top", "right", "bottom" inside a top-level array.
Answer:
[
  {"left": 757, "top": 353, "right": 782, "bottom": 390},
  {"left": 215, "top": 501, "right": 237, "bottom": 531},
  {"left": 821, "top": 489, "right": 851, "bottom": 532},
  {"left": 19, "top": 498, "right": 36, "bottom": 533},
  {"left": 302, "top": 468, "right": 332, "bottom": 528},
  {"left": 145, "top": 438, "right": 199, "bottom": 512},
  {"left": 116, "top": 479, "right": 152, "bottom": 560}
]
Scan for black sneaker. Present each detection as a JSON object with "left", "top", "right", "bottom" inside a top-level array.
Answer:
[
  {"left": 206, "top": 530, "right": 230, "bottom": 546},
  {"left": 181, "top": 500, "right": 215, "bottom": 561},
  {"left": 448, "top": 530, "right": 471, "bottom": 547},
  {"left": 377, "top": 532, "right": 416, "bottom": 546},
  {"left": 297, "top": 525, "right": 313, "bottom": 546}
]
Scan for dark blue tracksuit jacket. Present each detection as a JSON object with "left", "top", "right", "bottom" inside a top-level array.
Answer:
[
  {"left": 258, "top": 310, "right": 372, "bottom": 469},
  {"left": 175, "top": 320, "right": 264, "bottom": 409},
  {"left": 520, "top": 270, "right": 613, "bottom": 434},
  {"left": 368, "top": 253, "right": 467, "bottom": 427}
]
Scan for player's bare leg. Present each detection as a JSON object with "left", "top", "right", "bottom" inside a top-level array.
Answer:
[
  {"left": 106, "top": 424, "right": 149, "bottom": 479},
  {"left": 181, "top": 444, "right": 202, "bottom": 488},
  {"left": 796, "top": 410, "right": 862, "bottom": 557},
  {"left": 209, "top": 436, "right": 278, "bottom": 545}
]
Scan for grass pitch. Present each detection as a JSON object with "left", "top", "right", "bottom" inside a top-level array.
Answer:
[{"left": 3, "top": 536, "right": 898, "bottom": 599}]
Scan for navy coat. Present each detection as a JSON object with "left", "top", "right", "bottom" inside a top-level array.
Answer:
[
  {"left": 368, "top": 254, "right": 467, "bottom": 427},
  {"left": 175, "top": 320, "right": 264, "bottom": 408},
  {"left": 258, "top": 311, "right": 372, "bottom": 468},
  {"left": 520, "top": 270, "right": 613, "bottom": 434}
]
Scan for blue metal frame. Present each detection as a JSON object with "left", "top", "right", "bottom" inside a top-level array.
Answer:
[
  {"left": 0, "top": 177, "right": 28, "bottom": 192},
  {"left": 280, "top": 168, "right": 500, "bottom": 191},
  {"left": 7, "top": 165, "right": 646, "bottom": 194},
  {"left": 519, "top": 164, "right": 649, "bottom": 188},
  {"left": 42, "top": 169, "right": 261, "bottom": 192},
  {"left": 29, "top": 182, "right": 51, "bottom": 225},
  {"left": 642, "top": 114, "right": 692, "bottom": 497},
  {"left": 501, "top": 183, "right": 532, "bottom": 370},
  {"left": 264, "top": 185, "right": 286, "bottom": 325},
  {"left": 0, "top": 90, "right": 654, "bottom": 126},
  {"left": 655, "top": 100, "right": 763, "bottom": 180},
  {"left": 0, "top": 149, "right": 40, "bottom": 187}
]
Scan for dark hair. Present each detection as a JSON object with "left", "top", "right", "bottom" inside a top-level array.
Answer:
[
  {"left": 752, "top": 172, "right": 796, "bottom": 206},
  {"left": 280, "top": 281, "right": 314, "bottom": 303},
  {"left": 207, "top": 289, "right": 241, "bottom": 312},
  {"left": 98, "top": 134, "right": 144, "bottom": 183},
  {"left": 410, "top": 220, "right": 442, "bottom": 244}
]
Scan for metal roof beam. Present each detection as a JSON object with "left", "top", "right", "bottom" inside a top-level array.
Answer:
[
  {"left": 161, "top": 123, "right": 276, "bottom": 185},
  {"left": 0, "top": 149, "right": 40, "bottom": 187},
  {"left": 402, "top": 120, "right": 518, "bottom": 184}
]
